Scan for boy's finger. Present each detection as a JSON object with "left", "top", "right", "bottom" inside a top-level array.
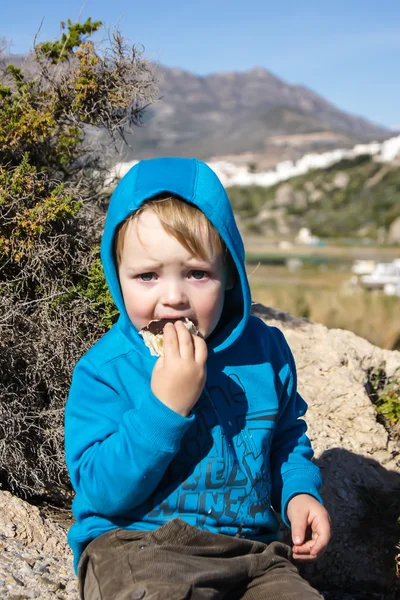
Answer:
[
  {"left": 292, "top": 539, "right": 314, "bottom": 554},
  {"left": 162, "top": 322, "right": 179, "bottom": 359},
  {"left": 292, "top": 552, "right": 318, "bottom": 562},
  {"left": 193, "top": 334, "right": 208, "bottom": 364},
  {"left": 294, "top": 532, "right": 329, "bottom": 559},
  {"left": 310, "top": 530, "right": 330, "bottom": 557},
  {"left": 175, "top": 320, "right": 194, "bottom": 359},
  {"left": 309, "top": 514, "right": 331, "bottom": 556}
]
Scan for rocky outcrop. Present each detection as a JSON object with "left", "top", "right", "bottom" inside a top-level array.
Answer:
[
  {"left": 251, "top": 304, "right": 400, "bottom": 597},
  {"left": 388, "top": 216, "right": 400, "bottom": 244},
  {"left": 1, "top": 305, "right": 399, "bottom": 599},
  {"left": 0, "top": 491, "right": 77, "bottom": 598}
]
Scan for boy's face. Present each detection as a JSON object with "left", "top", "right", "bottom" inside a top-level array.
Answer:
[{"left": 118, "top": 208, "right": 232, "bottom": 339}]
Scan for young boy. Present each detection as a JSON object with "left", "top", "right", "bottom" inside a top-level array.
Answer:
[{"left": 65, "top": 157, "right": 331, "bottom": 600}]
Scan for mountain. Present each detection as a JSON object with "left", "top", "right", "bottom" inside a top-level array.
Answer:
[
  {"left": 3, "top": 56, "right": 390, "bottom": 164},
  {"left": 123, "top": 66, "right": 390, "bottom": 163}
]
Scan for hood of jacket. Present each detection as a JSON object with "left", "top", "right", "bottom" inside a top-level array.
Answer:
[{"left": 100, "top": 157, "right": 251, "bottom": 354}]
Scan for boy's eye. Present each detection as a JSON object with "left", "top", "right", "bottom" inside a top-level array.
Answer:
[
  {"left": 138, "top": 272, "right": 155, "bottom": 282},
  {"left": 191, "top": 270, "right": 207, "bottom": 280}
]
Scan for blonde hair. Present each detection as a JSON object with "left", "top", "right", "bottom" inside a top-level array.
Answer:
[{"left": 115, "top": 194, "right": 233, "bottom": 269}]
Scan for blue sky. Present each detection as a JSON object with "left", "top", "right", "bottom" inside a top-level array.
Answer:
[{"left": 1, "top": 0, "right": 400, "bottom": 128}]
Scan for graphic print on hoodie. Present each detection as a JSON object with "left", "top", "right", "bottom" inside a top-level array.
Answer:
[{"left": 65, "top": 158, "right": 322, "bottom": 574}]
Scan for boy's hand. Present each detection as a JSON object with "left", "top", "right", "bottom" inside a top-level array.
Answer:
[
  {"left": 287, "top": 494, "right": 331, "bottom": 561},
  {"left": 151, "top": 321, "right": 208, "bottom": 417}
]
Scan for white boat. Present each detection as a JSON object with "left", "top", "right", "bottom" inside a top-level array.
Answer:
[
  {"left": 351, "top": 260, "right": 376, "bottom": 275},
  {"left": 360, "top": 259, "right": 400, "bottom": 293}
]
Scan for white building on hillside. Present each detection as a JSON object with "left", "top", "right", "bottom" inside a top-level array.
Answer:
[{"left": 102, "top": 134, "right": 400, "bottom": 191}]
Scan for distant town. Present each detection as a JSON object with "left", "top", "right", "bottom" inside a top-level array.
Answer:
[{"left": 104, "top": 134, "right": 400, "bottom": 190}]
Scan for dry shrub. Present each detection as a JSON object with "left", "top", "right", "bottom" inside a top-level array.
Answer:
[
  {"left": 0, "top": 168, "right": 107, "bottom": 502},
  {"left": 0, "top": 18, "right": 158, "bottom": 505}
]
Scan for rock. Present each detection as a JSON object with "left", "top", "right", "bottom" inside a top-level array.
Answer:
[
  {"left": 251, "top": 304, "right": 400, "bottom": 595},
  {"left": 256, "top": 206, "right": 291, "bottom": 235},
  {"left": 0, "top": 532, "right": 77, "bottom": 600},
  {"left": 0, "top": 491, "right": 69, "bottom": 556},
  {"left": 273, "top": 186, "right": 307, "bottom": 210},
  {"left": 1, "top": 303, "right": 400, "bottom": 598},
  {"left": 293, "top": 190, "right": 307, "bottom": 209},
  {"left": 333, "top": 171, "right": 350, "bottom": 189},
  {"left": 275, "top": 183, "right": 295, "bottom": 207},
  {"left": 388, "top": 216, "right": 400, "bottom": 244},
  {"left": 0, "top": 492, "right": 77, "bottom": 599},
  {"left": 309, "top": 189, "right": 323, "bottom": 203}
]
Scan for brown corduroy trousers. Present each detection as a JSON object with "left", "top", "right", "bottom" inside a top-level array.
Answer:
[{"left": 78, "top": 518, "right": 323, "bottom": 600}]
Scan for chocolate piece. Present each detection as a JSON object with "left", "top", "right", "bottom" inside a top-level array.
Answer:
[
  {"left": 142, "top": 317, "right": 187, "bottom": 335},
  {"left": 139, "top": 317, "right": 198, "bottom": 357}
]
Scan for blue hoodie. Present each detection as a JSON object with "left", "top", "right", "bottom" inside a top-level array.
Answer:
[{"left": 65, "top": 157, "right": 322, "bottom": 574}]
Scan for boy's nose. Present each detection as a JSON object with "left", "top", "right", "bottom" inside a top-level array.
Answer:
[{"left": 162, "top": 281, "right": 188, "bottom": 306}]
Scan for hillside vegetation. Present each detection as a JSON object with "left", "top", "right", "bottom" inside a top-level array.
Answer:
[{"left": 228, "top": 154, "right": 400, "bottom": 242}]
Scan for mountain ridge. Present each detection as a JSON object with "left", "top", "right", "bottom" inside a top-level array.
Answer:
[
  {"left": 122, "top": 64, "right": 389, "bottom": 162},
  {"left": 2, "top": 55, "right": 390, "bottom": 163}
]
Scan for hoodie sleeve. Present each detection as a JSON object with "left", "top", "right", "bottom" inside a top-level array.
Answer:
[
  {"left": 269, "top": 337, "right": 323, "bottom": 526},
  {"left": 65, "top": 357, "right": 194, "bottom": 518}
]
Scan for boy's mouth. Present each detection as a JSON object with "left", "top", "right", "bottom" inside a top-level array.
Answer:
[{"left": 154, "top": 315, "right": 198, "bottom": 328}]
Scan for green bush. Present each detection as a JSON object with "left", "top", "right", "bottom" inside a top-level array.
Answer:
[
  {"left": 77, "top": 253, "right": 119, "bottom": 330},
  {"left": 374, "top": 379, "right": 400, "bottom": 425},
  {"left": 369, "top": 370, "right": 400, "bottom": 426}
]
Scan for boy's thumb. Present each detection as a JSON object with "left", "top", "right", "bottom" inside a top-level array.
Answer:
[{"left": 291, "top": 515, "right": 307, "bottom": 546}]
